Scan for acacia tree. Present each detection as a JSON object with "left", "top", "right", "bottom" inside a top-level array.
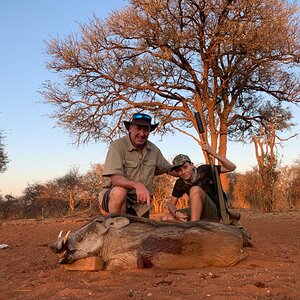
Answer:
[
  {"left": 42, "top": 0, "right": 300, "bottom": 158},
  {"left": 55, "top": 167, "right": 82, "bottom": 212},
  {"left": 81, "top": 163, "right": 106, "bottom": 211},
  {"left": 252, "top": 103, "right": 297, "bottom": 211},
  {"left": 253, "top": 125, "right": 279, "bottom": 211}
]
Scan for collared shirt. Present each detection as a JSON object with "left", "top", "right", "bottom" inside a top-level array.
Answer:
[{"left": 103, "top": 134, "right": 172, "bottom": 195}]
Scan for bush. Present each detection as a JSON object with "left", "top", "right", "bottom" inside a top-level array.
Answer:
[{"left": 231, "top": 162, "right": 300, "bottom": 212}]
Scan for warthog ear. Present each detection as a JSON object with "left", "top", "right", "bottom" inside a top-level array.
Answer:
[{"left": 104, "top": 217, "right": 130, "bottom": 229}]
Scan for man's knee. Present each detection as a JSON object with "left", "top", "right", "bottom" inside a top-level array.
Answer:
[
  {"left": 99, "top": 187, "right": 128, "bottom": 213},
  {"left": 107, "top": 187, "right": 128, "bottom": 214},
  {"left": 109, "top": 187, "right": 127, "bottom": 206},
  {"left": 110, "top": 187, "right": 127, "bottom": 199}
]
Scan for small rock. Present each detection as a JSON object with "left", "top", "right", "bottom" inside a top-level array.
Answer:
[{"left": 0, "top": 244, "right": 9, "bottom": 249}]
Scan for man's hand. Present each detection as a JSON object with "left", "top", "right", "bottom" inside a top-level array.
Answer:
[{"left": 134, "top": 182, "right": 151, "bottom": 205}]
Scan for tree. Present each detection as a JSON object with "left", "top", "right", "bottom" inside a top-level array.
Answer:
[
  {"left": 231, "top": 169, "right": 262, "bottom": 209},
  {"left": 42, "top": 0, "right": 300, "bottom": 160},
  {"left": 0, "top": 130, "right": 9, "bottom": 173},
  {"left": 253, "top": 125, "right": 279, "bottom": 211},
  {"left": 286, "top": 159, "right": 300, "bottom": 209},
  {"left": 252, "top": 103, "right": 297, "bottom": 211},
  {"left": 55, "top": 167, "right": 82, "bottom": 212},
  {"left": 0, "top": 194, "right": 15, "bottom": 219},
  {"left": 231, "top": 158, "right": 300, "bottom": 211},
  {"left": 81, "top": 163, "right": 106, "bottom": 211},
  {"left": 275, "top": 163, "right": 300, "bottom": 210}
]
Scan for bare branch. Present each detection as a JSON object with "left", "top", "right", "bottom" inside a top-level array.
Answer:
[{"left": 41, "top": 0, "right": 300, "bottom": 157}]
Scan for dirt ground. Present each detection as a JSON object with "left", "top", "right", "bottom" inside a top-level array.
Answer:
[{"left": 0, "top": 210, "right": 299, "bottom": 300}]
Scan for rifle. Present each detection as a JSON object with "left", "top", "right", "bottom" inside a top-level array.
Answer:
[{"left": 194, "top": 111, "right": 230, "bottom": 224}]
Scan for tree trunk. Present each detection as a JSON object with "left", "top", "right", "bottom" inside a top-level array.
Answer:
[{"left": 69, "top": 191, "right": 74, "bottom": 212}]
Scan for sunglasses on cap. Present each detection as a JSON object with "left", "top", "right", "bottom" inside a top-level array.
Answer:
[
  {"left": 124, "top": 113, "right": 159, "bottom": 132},
  {"left": 132, "top": 113, "right": 152, "bottom": 121}
]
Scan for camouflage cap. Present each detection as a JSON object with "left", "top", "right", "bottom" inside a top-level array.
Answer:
[{"left": 170, "top": 154, "right": 192, "bottom": 171}]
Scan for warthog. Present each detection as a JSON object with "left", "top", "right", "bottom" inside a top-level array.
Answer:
[{"left": 49, "top": 214, "right": 251, "bottom": 270}]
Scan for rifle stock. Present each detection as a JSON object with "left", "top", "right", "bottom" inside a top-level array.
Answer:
[{"left": 194, "top": 111, "right": 205, "bottom": 134}]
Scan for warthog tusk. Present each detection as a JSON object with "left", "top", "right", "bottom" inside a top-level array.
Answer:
[
  {"left": 63, "top": 230, "right": 71, "bottom": 244},
  {"left": 58, "top": 230, "right": 63, "bottom": 239}
]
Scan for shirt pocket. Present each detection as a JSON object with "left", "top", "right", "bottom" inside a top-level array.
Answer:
[
  {"left": 124, "top": 160, "right": 139, "bottom": 178},
  {"left": 143, "top": 158, "right": 156, "bottom": 175},
  {"left": 124, "top": 160, "right": 139, "bottom": 168}
]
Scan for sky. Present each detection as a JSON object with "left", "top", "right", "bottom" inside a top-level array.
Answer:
[{"left": 0, "top": 0, "right": 299, "bottom": 197}]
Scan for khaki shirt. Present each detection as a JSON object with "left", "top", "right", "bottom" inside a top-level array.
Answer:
[{"left": 103, "top": 134, "right": 172, "bottom": 195}]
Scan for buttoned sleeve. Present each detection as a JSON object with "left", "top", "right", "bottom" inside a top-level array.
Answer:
[
  {"left": 103, "top": 140, "right": 124, "bottom": 176},
  {"left": 154, "top": 148, "right": 172, "bottom": 175}
]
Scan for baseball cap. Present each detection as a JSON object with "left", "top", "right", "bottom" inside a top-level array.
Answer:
[{"left": 170, "top": 154, "right": 191, "bottom": 171}]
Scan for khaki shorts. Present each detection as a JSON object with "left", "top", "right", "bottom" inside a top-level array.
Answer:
[
  {"left": 98, "top": 188, "right": 150, "bottom": 218},
  {"left": 178, "top": 194, "right": 219, "bottom": 221}
]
